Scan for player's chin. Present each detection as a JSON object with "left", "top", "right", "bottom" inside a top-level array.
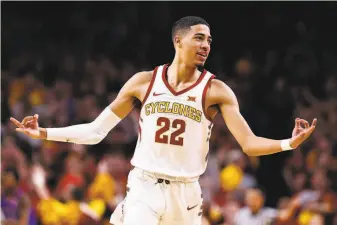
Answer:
[{"left": 195, "top": 59, "right": 206, "bottom": 67}]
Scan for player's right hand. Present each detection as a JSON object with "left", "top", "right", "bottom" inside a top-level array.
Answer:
[{"left": 10, "top": 114, "right": 41, "bottom": 139}]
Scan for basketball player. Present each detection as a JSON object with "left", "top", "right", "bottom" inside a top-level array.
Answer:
[{"left": 10, "top": 16, "right": 317, "bottom": 225}]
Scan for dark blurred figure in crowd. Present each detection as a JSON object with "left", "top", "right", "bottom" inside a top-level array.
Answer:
[{"left": 1, "top": 168, "right": 37, "bottom": 225}]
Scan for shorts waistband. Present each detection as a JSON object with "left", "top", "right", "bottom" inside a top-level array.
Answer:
[{"left": 132, "top": 167, "right": 199, "bottom": 183}]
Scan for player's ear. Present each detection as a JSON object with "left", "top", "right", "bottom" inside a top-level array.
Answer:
[{"left": 174, "top": 35, "right": 182, "bottom": 49}]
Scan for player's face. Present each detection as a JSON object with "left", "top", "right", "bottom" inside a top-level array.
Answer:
[{"left": 180, "top": 24, "right": 212, "bottom": 67}]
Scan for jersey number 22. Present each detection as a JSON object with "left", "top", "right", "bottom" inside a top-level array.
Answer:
[{"left": 155, "top": 117, "right": 186, "bottom": 146}]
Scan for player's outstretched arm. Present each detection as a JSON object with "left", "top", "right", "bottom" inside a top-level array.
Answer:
[
  {"left": 10, "top": 71, "right": 152, "bottom": 145},
  {"left": 210, "top": 80, "right": 317, "bottom": 156}
]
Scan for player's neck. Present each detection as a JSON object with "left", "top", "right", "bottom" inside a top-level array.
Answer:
[{"left": 169, "top": 58, "right": 199, "bottom": 84}]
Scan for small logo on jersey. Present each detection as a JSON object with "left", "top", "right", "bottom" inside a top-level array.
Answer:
[
  {"left": 153, "top": 92, "right": 166, "bottom": 96},
  {"left": 187, "top": 96, "right": 196, "bottom": 102},
  {"left": 187, "top": 204, "right": 198, "bottom": 211}
]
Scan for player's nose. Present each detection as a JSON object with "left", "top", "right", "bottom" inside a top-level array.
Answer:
[{"left": 201, "top": 41, "right": 210, "bottom": 52}]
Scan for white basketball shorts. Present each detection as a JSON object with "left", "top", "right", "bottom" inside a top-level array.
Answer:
[{"left": 109, "top": 167, "right": 203, "bottom": 225}]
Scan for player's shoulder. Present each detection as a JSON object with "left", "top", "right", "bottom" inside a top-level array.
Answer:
[
  {"left": 209, "top": 78, "right": 236, "bottom": 97},
  {"left": 130, "top": 70, "right": 153, "bottom": 85},
  {"left": 121, "top": 69, "right": 158, "bottom": 100},
  {"left": 204, "top": 78, "right": 238, "bottom": 106},
  {"left": 209, "top": 78, "right": 231, "bottom": 91}
]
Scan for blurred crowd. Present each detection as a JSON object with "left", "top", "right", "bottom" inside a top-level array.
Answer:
[{"left": 1, "top": 2, "right": 337, "bottom": 225}]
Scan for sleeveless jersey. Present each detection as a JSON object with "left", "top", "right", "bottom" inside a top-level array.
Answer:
[{"left": 131, "top": 64, "right": 215, "bottom": 178}]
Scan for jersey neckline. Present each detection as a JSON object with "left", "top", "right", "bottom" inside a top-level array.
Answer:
[{"left": 162, "top": 64, "right": 207, "bottom": 96}]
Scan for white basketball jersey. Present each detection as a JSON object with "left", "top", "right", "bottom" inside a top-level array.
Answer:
[{"left": 131, "top": 64, "right": 216, "bottom": 178}]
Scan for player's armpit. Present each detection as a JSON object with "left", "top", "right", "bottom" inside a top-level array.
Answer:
[
  {"left": 109, "top": 71, "right": 153, "bottom": 119},
  {"left": 209, "top": 80, "right": 284, "bottom": 156}
]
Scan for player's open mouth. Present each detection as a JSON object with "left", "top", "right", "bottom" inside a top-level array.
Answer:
[
  {"left": 197, "top": 53, "right": 207, "bottom": 57},
  {"left": 197, "top": 53, "right": 207, "bottom": 61}
]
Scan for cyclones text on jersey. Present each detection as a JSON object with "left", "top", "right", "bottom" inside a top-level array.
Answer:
[{"left": 144, "top": 101, "right": 202, "bottom": 123}]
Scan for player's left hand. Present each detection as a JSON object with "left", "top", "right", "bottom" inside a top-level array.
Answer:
[{"left": 290, "top": 118, "right": 317, "bottom": 149}]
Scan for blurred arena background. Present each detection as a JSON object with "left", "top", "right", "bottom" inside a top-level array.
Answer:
[{"left": 1, "top": 2, "right": 337, "bottom": 225}]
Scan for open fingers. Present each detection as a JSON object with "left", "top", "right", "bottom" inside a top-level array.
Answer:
[
  {"left": 311, "top": 118, "right": 317, "bottom": 127},
  {"left": 295, "top": 118, "right": 301, "bottom": 128},
  {"left": 24, "top": 114, "right": 39, "bottom": 126},
  {"left": 298, "top": 119, "right": 309, "bottom": 129},
  {"left": 304, "top": 125, "right": 316, "bottom": 137},
  {"left": 26, "top": 121, "right": 35, "bottom": 127},
  {"left": 22, "top": 115, "right": 39, "bottom": 126},
  {"left": 10, "top": 117, "right": 25, "bottom": 128},
  {"left": 22, "top": 116, "right": 34, "bottom": 125}
]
